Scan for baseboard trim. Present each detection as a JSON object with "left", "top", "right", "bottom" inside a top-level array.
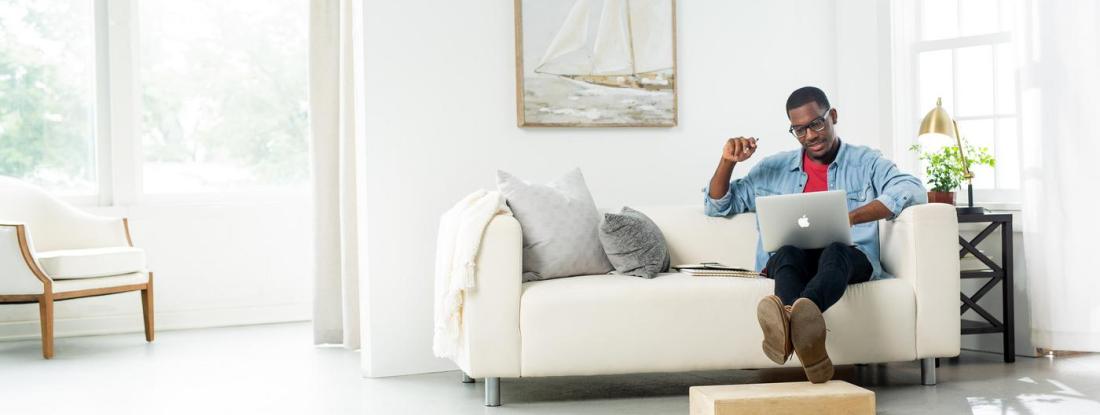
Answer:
[{"left": 0, "top": 302, "right": 311, "bottom": 342}]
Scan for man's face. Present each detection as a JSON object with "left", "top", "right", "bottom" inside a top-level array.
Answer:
[{"left": 788, "top": 102, "right": 838, "bottom": 160}]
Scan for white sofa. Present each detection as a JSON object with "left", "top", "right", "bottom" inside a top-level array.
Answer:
[{"left": 450, "top": 203, "right": 960, "bottom": 406}]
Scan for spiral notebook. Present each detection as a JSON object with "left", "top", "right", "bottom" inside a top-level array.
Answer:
[{"left": 674, "top": 262, "right": 763, "bottom": 278}]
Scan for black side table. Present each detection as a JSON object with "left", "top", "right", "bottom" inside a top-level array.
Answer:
[{"left": 957, "top": 212, "right": 1015, "bottom": 363}]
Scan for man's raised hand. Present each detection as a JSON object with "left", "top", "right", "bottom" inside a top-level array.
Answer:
[{"left": 722, "top": 137, "right": 758, "bottom": 163}]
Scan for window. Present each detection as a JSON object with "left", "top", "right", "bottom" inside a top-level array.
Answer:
[
  {"left": 139, "top": 0, "right": 309, "bottom": 194},
  {"left": 0, "top": 1, "right": 308, "bottom": 202},
  {"left": 0, "top": 0, "right": 97, "bottom": 195},
  {"left": 897, "top": 0, "right": 1021, "bottom": 199}
]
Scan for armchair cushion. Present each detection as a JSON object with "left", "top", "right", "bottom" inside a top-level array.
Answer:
[
  {"left": 52, "top": 271, "right": 149, "bottom": 293},
  {"left": 36, "top": 247, "right": 146, "bottom": 280}
]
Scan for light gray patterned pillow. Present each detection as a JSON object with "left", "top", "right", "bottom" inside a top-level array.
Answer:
[
  {"left": 497, "top": 169, "right": 612, "bottom": 282},
  {"left": 598, "top": 207, "right": 670, "bottom": 279}
]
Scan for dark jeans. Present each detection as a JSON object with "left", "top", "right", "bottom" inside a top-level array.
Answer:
[{"left": 765, "top": 242, "right": 873, "bottom": 312}]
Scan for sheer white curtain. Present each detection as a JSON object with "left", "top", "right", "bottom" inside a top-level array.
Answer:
[
  {"left": 1020, "top": 0, "right": 1100, "bottom": 352},
  {"left": 309, "top": 0, "right": 366, "bottom": 349}
]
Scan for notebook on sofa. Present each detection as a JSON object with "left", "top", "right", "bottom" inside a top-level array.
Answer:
[{"left": 674, "top": 263, "right": 762, "bottom": 278}]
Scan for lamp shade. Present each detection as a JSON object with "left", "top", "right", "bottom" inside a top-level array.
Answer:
[
  {"left": 917, "top": 97, "right": 976, "bottom": 181},
  {"left": 918, "top": 97, "right": 956, "bottom": 138}
]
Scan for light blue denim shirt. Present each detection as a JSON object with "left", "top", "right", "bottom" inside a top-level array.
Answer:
[{"left": 703, "top": 140, "right": 927, "bottom": 280}]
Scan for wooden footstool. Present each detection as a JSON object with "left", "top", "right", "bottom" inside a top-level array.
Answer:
[{"left": 690, "top": 381, "right": 875, "bottom": 415}]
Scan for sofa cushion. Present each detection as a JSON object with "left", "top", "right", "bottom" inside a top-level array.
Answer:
[
  {"left": 519, "top": 273, "right": 916, "bottom": 377},
  {"left": 632, "top": 206, "right": 758, "bottom": 270},
  {"left": 36, "top": 247, "right": 146, "bottom": 280},
  {"left": 497, "top": 169, "right": 612, "bottom": 281},
  {"left": 599, "top": 207, "right": 670, "bottom": 279}
]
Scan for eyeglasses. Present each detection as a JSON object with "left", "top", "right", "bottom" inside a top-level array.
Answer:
[{"left": 788, "top": 107, "right": 831, "bottom": 138}]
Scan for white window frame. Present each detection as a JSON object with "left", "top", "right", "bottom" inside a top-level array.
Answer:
[
  {"left": 61, "top": 0, "right": 309, "bottom": 207},
  {"left": 890, "top": 0, "right": 1022, "bottom": 210}
]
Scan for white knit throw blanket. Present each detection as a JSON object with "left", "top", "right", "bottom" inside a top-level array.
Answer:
[{"left": 432, "top": 190, "right": 511, "bottom": 359}]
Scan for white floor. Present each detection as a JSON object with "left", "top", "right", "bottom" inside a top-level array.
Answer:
[{"left": 1, "top": 322, "right": 1098, "bottom": 414}]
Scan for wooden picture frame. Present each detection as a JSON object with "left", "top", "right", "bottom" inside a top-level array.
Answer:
[{"left": 515, "top": 0, "right": 678, "bottom": 127}]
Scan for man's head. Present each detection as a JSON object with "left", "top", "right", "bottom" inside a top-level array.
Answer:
[{"left": 786, "top": 86, "right": 839, "bottom": 161}]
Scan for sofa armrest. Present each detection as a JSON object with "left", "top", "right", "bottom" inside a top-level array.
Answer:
[
  {"left": 879, "top": 203, "right": 961, "bottom": 359},
  {"left": 457, "top": 214, "right": 523, "bottom": 378},
  {"left": 0, "top": 224, "right": 51, "bottom": 296}
]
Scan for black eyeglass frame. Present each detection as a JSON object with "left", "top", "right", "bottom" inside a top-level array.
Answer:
[{"left": 788, "top": 107, "right": 832, "bottom": 138}]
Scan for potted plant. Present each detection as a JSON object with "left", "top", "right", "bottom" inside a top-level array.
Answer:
[{"left": 909, "top": 140, "right": 995, "bottom": 205}]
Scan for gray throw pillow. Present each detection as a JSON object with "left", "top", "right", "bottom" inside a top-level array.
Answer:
[
  {"left": 497, "top": 169, "right": 613, "bottom": 281},
  {"left": 598, "top": 207, "right": 671, "bottom": 279}
]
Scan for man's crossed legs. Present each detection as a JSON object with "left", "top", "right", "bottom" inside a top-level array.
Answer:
[{"left": 757, "top": 242, "right": 873, "bottom": 383}]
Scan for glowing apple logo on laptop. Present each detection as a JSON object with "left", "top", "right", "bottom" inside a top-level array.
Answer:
[{"left": 798, "top": 214, "right": 810, "bottom": 228}]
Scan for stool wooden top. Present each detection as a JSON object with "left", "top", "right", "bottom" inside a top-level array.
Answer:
[{"left": 690, "top": 381, "right": 874, "bottom": 415}]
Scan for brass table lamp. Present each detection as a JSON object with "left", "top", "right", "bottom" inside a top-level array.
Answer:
[{"left": 918, "top": 98, "right": 986, "bottom": 215}]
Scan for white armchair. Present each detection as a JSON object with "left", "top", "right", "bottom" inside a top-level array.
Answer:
[{"left": 0, "top": 177, "right": 154, "bottom": 358}]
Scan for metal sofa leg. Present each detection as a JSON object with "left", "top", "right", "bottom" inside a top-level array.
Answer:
[
  {"left": 485, "top": 377, "right": 500, "bottom": 407},
  {"left": 921, "top": 358, "right": 937, "bottom": 385},
  {"left": 461, "top": 373, "right": 475, "bottom": 383}
]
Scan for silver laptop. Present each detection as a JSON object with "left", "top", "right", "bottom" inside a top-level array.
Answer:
[{"left": 756, "top": 190, "right": 853, "bottom": 252}]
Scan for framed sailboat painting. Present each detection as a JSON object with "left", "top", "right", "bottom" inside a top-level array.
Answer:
[{"left": 515, "top": 0, "right": 677, "bottom": 127}]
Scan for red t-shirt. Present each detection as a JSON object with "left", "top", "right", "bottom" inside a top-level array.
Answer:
[{"left": 803, "top": 151, "right": 829, "bottom": 193}]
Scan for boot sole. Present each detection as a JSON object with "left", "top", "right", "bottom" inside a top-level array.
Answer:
[
  {"left": 756, "top": 296, "right": 791, "bottom": 365},
  {"left": 790, "top": 298, "right": 834, "bottom": 383}
]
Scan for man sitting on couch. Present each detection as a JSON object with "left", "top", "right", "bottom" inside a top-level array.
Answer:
[{"left": 702, "top": 86, "right": 927, "bottom": 383}]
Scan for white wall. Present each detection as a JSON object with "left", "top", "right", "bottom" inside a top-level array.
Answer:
[
  {"left": 0, "top": 198, "right": 312, "bottom": 341},
  {"left": 834, "top": 0, "right": 894, "bottom": 152},
  {"left": 359, "top": 0, "right": 912, "bottom": 377}
]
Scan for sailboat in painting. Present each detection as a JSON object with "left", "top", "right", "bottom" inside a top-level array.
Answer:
[{"left": 535, "top": 0, "right": 674, "bottom": 91}]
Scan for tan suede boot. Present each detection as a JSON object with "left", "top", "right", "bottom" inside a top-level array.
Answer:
[
  {"left": 790, "top": 297, "right": 834, "bottom": 383},
  {"left": 756, "top": 295, "right": 792, "bottom": 365}
]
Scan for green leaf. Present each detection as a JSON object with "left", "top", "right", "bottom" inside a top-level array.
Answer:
[{"left": 909, "top": 139, "right": 997, "bottom": 192}]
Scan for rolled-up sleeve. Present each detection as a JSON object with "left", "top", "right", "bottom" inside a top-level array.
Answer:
[
  {"left": 703, "top": 184, "right": 735, "bottom": 216},
  {"left": 871, "top": 156, "right": 928, "bottom": 219},
  {"left": 703, "top": 169, "right": 759, "bottom": 217}
]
